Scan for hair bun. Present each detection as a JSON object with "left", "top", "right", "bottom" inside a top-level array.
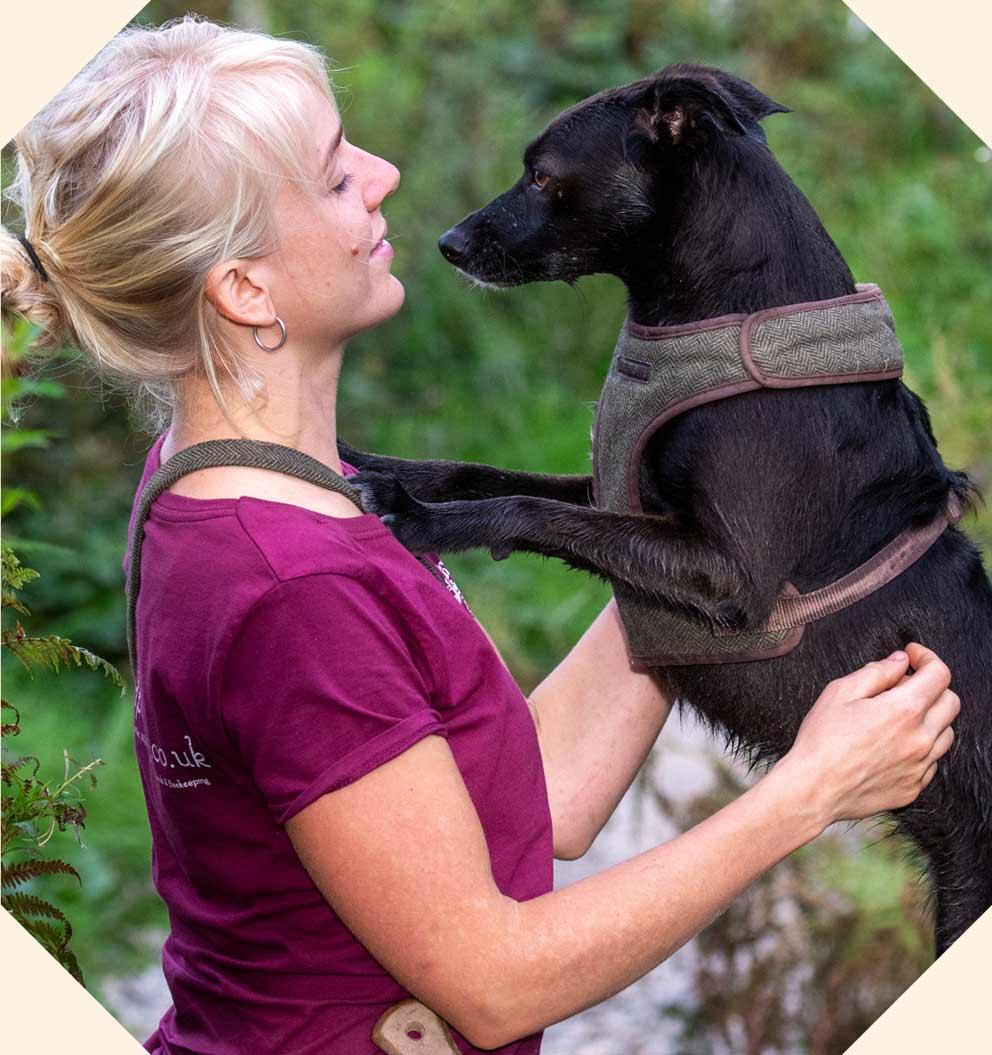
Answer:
[{"left": 1, "top": 226, "right": 67, "bottom": 347}]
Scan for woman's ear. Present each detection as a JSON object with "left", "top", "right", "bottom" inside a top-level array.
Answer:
[{"left": 204, "top": 258, "right": 275, "bottom": 327}]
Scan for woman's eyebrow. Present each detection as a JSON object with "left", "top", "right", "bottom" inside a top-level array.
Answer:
[{"left": 320, "top": 124, "right": 344, "bottom": 172}]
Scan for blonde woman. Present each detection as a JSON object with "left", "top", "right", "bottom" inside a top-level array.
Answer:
[{"left": 1, "top": 16, "right": 959, "bottom": 1055}]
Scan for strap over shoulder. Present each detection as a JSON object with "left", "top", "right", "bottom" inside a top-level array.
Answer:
[{"left": 125, "top": 438, "right": 366, "bottom": 677}]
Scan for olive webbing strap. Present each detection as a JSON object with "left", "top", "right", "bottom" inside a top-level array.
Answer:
[{"left": 125, "top": 438, "right": 366, "bottom": 677}]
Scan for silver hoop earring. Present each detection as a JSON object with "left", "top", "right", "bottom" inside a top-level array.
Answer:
[{"left": 252, "top": 315, "right": 288, "bottom": 352}]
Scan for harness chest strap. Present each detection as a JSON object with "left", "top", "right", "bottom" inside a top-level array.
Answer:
[
  {"left": 755, "top": 492, "right": 962, "bottom": 634},
  {"left": 591, "top": 284, "right": 962, "bottom": 666}
]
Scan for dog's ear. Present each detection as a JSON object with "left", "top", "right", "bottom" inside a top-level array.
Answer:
[
  {"left": 704, "top": 68, "right": 791, "bottom": 128},
  {"left": 633, "top": 77, "right": 747, "bottom": 146},
  {"left": 633, "top": 66, "right": 789, "bottom": 147}
]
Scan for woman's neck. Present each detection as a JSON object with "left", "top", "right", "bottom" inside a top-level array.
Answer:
[{"left": 164, "top": 343, "right": 346, "bottom": 473}]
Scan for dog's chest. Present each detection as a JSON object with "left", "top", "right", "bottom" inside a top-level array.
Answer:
[{"left": 590, "top": 287, "right": 905, "bottom": 668}]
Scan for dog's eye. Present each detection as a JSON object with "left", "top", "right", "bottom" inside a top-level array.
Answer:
[{"left": 531, "top": 170, "right": 551, "bottom": 190}]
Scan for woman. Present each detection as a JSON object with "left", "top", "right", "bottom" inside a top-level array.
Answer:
[{"left": 0, "top": 15, "right": 959, "bottom": 1055}]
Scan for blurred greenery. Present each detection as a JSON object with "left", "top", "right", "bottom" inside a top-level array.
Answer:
[
  {"left": 646, "top": 761, "right": 936, "bottom": 1054},
  {"left": 1, "top": 0, "right": 989, "bottom": 1046}
]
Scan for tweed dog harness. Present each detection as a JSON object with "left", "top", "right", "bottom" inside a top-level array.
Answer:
[{"left": 591, "top": 284, "right": 962, "bottom": 667}]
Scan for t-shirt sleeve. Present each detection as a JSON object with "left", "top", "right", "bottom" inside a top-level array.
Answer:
[{"left": 217, "top": 572, "right": 447, "bottom": 825}]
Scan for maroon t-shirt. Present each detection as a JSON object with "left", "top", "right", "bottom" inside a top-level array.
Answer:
[{"left": 125, "top": 431, "right": 553, "bottom": 1055}]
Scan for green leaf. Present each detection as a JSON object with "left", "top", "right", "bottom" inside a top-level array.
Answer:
[
  {"left": 0, "top": 537, "right": 78, "bottom": 561},
  {"left": 0, "top": 318, "right": 44, "bottom": 364},
  {"left": 0, "top": 377, "right": 65, "bottom": 404},
  {"left": 0, "top": 429, "right": 57, "bottom": 453},
  {"left": 0, "top": 488, "right": 42, "bottom": 516}
]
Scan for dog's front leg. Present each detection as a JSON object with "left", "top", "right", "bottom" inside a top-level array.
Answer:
[
  {"left": 343, "top": 443, "right": 593, "bottom": 507},
  {"left": 375, "top": 480, "right": 752, "bottom": 627}
]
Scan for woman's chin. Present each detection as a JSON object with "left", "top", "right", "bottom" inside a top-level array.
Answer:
[
  {"left": 350, "top": 279, "right": 406, "bottom": 337},
  {"left": 380, "top": 274, "right": 406, "bottom": 316}
]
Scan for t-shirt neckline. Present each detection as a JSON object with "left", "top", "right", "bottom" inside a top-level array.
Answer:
[{"left": 149, "top": 431, "right": 390, "bottom": 535}]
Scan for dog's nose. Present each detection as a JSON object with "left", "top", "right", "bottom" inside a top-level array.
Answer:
[{"left": 438, "top": 226, "right": 468, "bottom": 264}]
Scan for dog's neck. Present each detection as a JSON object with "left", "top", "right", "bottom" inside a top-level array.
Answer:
[{"left": 621, "top": 136, "right": 857, "bottom": 327}]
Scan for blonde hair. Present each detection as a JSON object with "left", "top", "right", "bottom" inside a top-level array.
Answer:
[{"left": 1, "top": 14, "right": 336, "bottom": 434}]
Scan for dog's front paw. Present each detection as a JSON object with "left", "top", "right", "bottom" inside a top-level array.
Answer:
[
  {"left": 352, "top": 469, "right": 411, "bottom": 517},
  {"left": 353, "top": 471, "right": 440, "bottom": 555}
]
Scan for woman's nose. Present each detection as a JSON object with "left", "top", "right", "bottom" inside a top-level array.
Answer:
[{"left": 366, "top": 157, "right": 401, "bottom": 209}]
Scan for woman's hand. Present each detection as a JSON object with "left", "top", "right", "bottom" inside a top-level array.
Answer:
[
  {"left": 287, "top": 642, "right": 960, "bottom": 1049},
  {"left": 776, "top": 643, "right": 959, "bottom": 829}
]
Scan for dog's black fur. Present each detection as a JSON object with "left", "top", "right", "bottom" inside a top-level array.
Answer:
[{"left": 342, "top": 64, "right": 992, "bottom": 955}]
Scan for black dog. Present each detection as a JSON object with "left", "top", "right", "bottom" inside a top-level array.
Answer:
[{"left": 342, "top": 64, "right": 992, "bottom": 955}]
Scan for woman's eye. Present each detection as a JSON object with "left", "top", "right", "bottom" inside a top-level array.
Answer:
[
  {"left": 531, "top": 170, "right": 551, "bottom": 190},
  {"left": 329, "top": 172, "right": 353, "bottom": 195}
]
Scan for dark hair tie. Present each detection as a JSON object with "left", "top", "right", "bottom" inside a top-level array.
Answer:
[{"left": 16, "top": 233, "right": 50, "bottom": 283}]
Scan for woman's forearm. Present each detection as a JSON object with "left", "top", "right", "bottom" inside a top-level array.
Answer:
[
  {"left": 476, "top": 758, "right": 824, "bottom": 1048},
  {"left": 528, "top": 599, "right": 672, "bottom": 859}
]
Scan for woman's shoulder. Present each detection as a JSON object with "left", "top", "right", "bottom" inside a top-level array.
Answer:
[
  {"left": 162, "top": 463, "right": 364, "bottom": 520},
  {"left": 230, "top": 492, "right": 400, "bottom": 584},
  {"left": 131, "top": 432, "right": 457, "bottom": 652},
  {"left": 145, "top": 488, "right": 415, "bottom": 598},
  {"left": 142, "top": 494, "right": 446, "bottom": 689}
]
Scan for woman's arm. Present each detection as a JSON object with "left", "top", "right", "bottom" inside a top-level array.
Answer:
[
  {"left": 527, "top": 599, "right": 672, "bottom": 860},
  {"left": 287, "top": 644, "right": 957, "bottom": 1050}
]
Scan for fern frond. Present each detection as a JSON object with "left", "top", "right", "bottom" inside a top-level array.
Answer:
[
  {"left": 0, "top": 544, "right": 39, "bottom": 592},
  {"left": 1, "top": 699, "right": 21, "bottom": 736},
  {"left": 1, "top": 754, "right": 41, "bottom": 785},
  {"left": 2, "top": 891, "right": 72, "bottom": 935},
  {"left": 1, "top": 632, "right": 125, "bottom": 690},
  {"left": 60, "top": 944, "right": 84, "bottom": 984},
  {"left": 19, "top": 914, "right": 84, "bottom": 982},
  {"left": 23, "top": 917, "right": 70, "bottom": 954},
  {"left": 1, "top": 857, "right": 81, "bottom": 890},
  {"left": 1, "top": 591, "right": 31, "bottom": 616}
]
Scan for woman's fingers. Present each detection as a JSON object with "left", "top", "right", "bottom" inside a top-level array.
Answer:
[
  {"left": 923, "top": 689, "right": 961, "bottom": 737},
  {"left": 874, "top": 647, "right": 952, "bottom": 714},
  {"left": 829, "top": 651, "right": 909, "bottom": 700},
  {"left": 921, "top": 761, "right": 939, "bottom": 788},
  {"left": 905, "top": 642, "right": 952, "bottom": 683},
  {"left": 926, "top": 724, "right": 955, "bottom": 765},
  {"left": 904, "top": 641, "right": 936, "bottom": 668}
]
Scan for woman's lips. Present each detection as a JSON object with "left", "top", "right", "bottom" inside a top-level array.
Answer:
[{"left": 370, "top": 238, "right": 393, "bottom": 261}]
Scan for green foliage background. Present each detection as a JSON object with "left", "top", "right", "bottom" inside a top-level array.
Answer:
[{"left": 2, "top": 0, "right": 989, "bottom": 1038}]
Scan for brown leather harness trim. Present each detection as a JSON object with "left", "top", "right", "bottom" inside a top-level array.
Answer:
[
  {"left": 761, "top": 493, "right": 963, "bottom": 632},
  {"left": 599, "top": 286, "right": 963, "bottom": 661},
  {"left": 623, "top": 583, "right": 808, "bottom": 668}
]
